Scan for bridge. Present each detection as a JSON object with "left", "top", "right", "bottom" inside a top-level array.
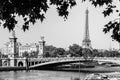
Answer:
[
  {"left": 28, "top": 57, "right": 120, "bottom": 69},
  {"left": 28, "top": 57, "right": 81, "bottom": 69},
  {"left": 1, "top": 57, "right": 120, "bottom": 69}
]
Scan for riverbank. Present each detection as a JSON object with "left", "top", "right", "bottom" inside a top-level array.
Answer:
[
  {"left": 1, "top": 61, "right": 120, "bottom": 72},
  {"left": 0, "top": 66, "right": 120, "bottom": 73},
  {"left": 0, "top": 66, "right": 26, "bottom": 71},
  {"left": 56, "top": 66, "right": 120, "bottom": 73}
]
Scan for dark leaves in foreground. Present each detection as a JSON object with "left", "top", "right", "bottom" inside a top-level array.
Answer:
[
  {"left": 103, "top": 20, "right": 120, "bottom": 43},
  {"left": 0, "top": 0, "right": 76, "bottom": 31}
]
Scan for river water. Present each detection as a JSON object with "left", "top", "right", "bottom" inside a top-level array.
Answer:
[{"left": 0, "top": 70, "right": 90, "bottom": 80}]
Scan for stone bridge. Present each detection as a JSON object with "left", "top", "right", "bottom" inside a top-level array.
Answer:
[
  {"left": 0, "top": 57, "right": 120, "bottom": 69},
  {"left": 28, "top": 57, "right": 120, "bottom": 69},
  {"left": 0, "top": 58, "right": 27, "bottom": 67}
]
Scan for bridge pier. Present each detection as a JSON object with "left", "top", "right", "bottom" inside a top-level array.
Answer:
[{"left": 25, "top": 58, "right": 28, "bottom": 70}]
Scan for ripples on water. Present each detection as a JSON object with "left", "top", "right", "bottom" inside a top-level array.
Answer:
[{"left": 0, "top": 70, "right": 89, "bottom": 80}]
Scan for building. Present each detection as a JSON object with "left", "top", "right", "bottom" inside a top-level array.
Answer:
[
  {"left": 18, "top": 43, "right": 38, "bottom": 57},
  {"left": 0, "top": 31, "right": 45, "bottom": 58}
]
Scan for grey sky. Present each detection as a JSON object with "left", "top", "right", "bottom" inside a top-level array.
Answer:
[{"left": 0, "top": 0, "right": 119, "bottom": 50}]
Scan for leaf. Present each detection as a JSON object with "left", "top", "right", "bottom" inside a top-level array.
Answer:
[
  {"left": 23, "top": 25, "right": 29, "bottom": 32},
  {"left": 0, "top": 0, "right": 77, "bottom": 31},
  {"left": 116, "top": 10, "right": 119, "bottom": 12}
]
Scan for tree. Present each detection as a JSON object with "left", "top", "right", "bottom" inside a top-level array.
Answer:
[
  {"left": 0, "top": 0, "right": 76, "bottom": 31},
  {"left": 53, "top": 48, "right": 65, "bottom": 57},
  {"left": 69, "top": 44, "right": 82, "bottom": 57},
  {"left": 83, "top": 0, "right": 120, "bottom": 43},
  {"left": 43, "top": 51, "right": 50, "bottom": 57},
  {"left": 82, "top": 48, "right": 95, "bottom": 61},
  {"left": 29, "top": 51, "right": 38, "bottom": 58},
  {"left": 44, "top": 45, "right": 57, "bottom": 57},
  {"left": 22, "top": 51, "right": 29, "bottom": 58},
  {"left": 92, "top": 49, "right": 98, "bottom": 57}
]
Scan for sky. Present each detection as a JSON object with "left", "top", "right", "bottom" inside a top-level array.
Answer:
[{"left": 0, "top": 0, "right": 119, "bottom": 50}]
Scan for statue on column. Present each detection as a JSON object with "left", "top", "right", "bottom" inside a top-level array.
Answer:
[
  {"left": 38, "top": 36, "right": 45, "bottom": 58},
  {"left": 12, "top": 30, "right": 16, "bottom": 38},
  {"left": 41, "top": 36, "right": 44, "bottom": 41}
]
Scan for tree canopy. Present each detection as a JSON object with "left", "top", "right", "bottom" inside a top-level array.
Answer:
[
  {"left": 44, "top": 44, "right": 120, "bottom": 58},
  {"left": 69, "top": 44, "right": 82, "bottom": 57},
  {"left": 0, "top": 0, "right": 76, "bottom": 31}
]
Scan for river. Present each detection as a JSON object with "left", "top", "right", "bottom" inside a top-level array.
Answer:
[{"left": 0, "top": 70, "right": 90, "bottom": 80}]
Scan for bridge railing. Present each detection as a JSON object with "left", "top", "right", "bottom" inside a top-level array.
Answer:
[
  {"left": 29, "top": 57, "right": 120, "bottom": 64},
  {"left": 29, "top": 57, "right": 85, "bottom": 63}
]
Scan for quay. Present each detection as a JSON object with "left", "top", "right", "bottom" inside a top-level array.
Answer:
[
  {"left": 56, "top": 66, "right": 120, "bottom": 73},
  {"left": 0, "top": 66, "right": 26, "bottom": 71}
]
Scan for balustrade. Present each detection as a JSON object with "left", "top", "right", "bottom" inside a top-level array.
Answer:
[{"left": 29, "top": 57, "right": 120, "bottom": 67}]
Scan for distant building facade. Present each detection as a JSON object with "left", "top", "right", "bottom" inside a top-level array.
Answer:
[
  {"left": 0, "top": 31, "right": 45, "bottom": 58},
  {"left": 18, "top": 43, "right": 39, "bottom": 57}
]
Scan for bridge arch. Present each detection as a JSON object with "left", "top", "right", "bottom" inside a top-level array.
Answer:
[
  {"left": 17, "top": 59, "right": 26, "bottom": 67},
  {"left": 18, "top": 61, "right": 24, "bottom": 67},
  {"left": 2, "top": 60, "right": 8, "bottom": 66}
]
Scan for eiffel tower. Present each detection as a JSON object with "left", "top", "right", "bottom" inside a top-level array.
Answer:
[{"left": 82, "top": 9, "right": 92, "bottom": 49}]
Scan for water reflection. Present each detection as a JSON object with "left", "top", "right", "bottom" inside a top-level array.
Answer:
[{"left": 0, "top": 70, "right": 89, "bottom": 80}]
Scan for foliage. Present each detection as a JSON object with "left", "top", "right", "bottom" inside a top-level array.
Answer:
[
  {"left": 44, "top": 45, "right": 68, "bottom": 57},
  {"left": 44, "top": 45, "right": 57, "bottom": 57},
  {"left": 29, "top": 51, "right": 38, "bottom": 58},
  {"left": 82, "top": 48, "right": 95, "bottom": 60},
  {"left": 53, "top": 48, "right": 65, "bottom": 57},
  {"left": 68, "top": 44, "right": 82, "bottom": 57},
  {"left": 103, "top": 19, "right": 120, "bottom": 43},
  {"left": 1, "top": 54, "right": 8, "bottom": 58},
  {"left": 39, "top": 44, "right": 120, "bottom": 58},
  {"left": 43, "top": 51, "right": 50, "bottom": 57},
  {"left": 0, "top": 52, "right": 8, "bottom": 58},
  {"left": 0, "top": 0, "right": 76, "bottom": 31},
  {"left": 22, "top": 51, "right": 29, "bottom": 58},
  {"left": 96, "top": 50, "right": 120, "bottom": 57},
  {"left": 22, "top": 51, "right": 38, "bottom": 58},
  {"left": 83, "top": 0, "right": 120, "bottom": 43}
]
